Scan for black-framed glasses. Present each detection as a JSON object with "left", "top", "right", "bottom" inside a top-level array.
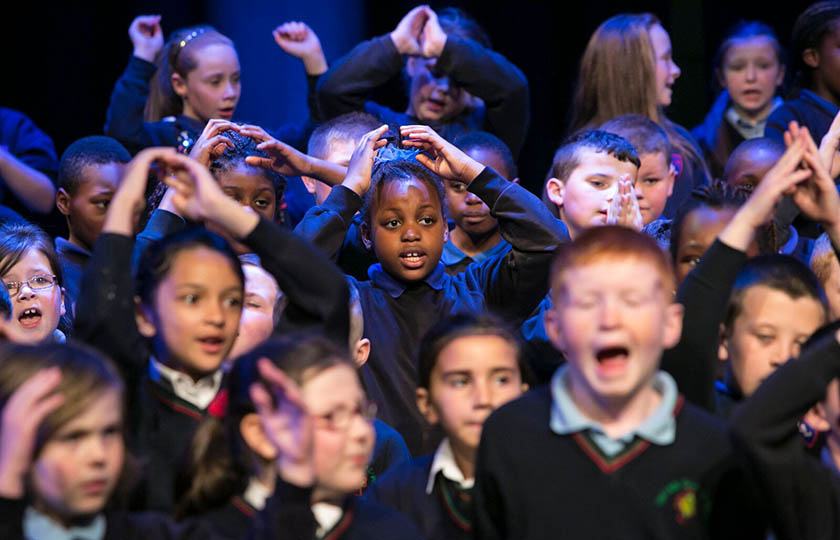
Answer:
[
  {"left": 314, "top": 400, "right": 378, "bottom": 431},
  {"left": 4, "top": 274, "right": 57, "bottom": 296}
]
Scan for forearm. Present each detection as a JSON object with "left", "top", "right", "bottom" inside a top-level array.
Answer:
[
  {"left": 316, "top": 35, "right": 403, "bottom": 120},
  {"left": 293, "top": 185, "right": 362, "bottom": 261},
  {"left": 104, "top": 56, "right": 158, "bottom": 150},
  {"left": 306, "top": 158, "right": 347, "bottom": 187},
  {"left": 0, "top": 153, "right": 55, "bottom": 213}
]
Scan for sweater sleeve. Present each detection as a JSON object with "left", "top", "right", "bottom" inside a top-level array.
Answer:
[
  {"left": 463, "top": 167, "right": 569, "bottom": 324},
  {"left": 104, "top": 56, "right": 160, "bottom": 154},
  {"left": 764, "top": 104, "right": 799, "bottom": 144},
  {"left": 245, "top": 218, "right": 350, "bottom": 344},
  {"left": 74, "top": 232, "right": 149, "bottom": 384},
  {"left": 731, "top": 332, "right": 840, "bottom": 540},
  {"left": 0, "top": 497, "right": 25, "bottom": 540},
  {"left": 293, "top": 186, "right": 363, "bottom": 261},
  {"left": 131, "top": 209, "right": 186, "bottom": 273},
  {"left": 661, "top": 240, "right": 747, "bottom": 412},
  {"left": 315, "top": 35, "right": 405, "bottom": 121},
  {"left": 434, "top": 36, "right": 530, "bottom": 158}
]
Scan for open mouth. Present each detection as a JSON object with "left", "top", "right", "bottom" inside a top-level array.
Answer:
[
  {"left": 218, "top": 107, "right": 235, "bottom": 118},
  {"left": 425, "top": 97, "right": 447, "bottom": 112},
  {"left": 18, "top": 307, "right": 42, "bottom": 329},
  {"left": 595, "top": 346, "right": 630, "bottom": 375},
  {"left": 197, "top": 336, "right": 225, "bottom": 354},
  {"left": 399, "top": 249, "right": 427, "bottom": 269}
]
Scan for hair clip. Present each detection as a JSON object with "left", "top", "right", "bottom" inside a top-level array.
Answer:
[
  {"left": 374, "top": 144, "right": 421, "bottom": 164},
  {"left": 178, "top": 28, "right": 206, "bottom": 49}
]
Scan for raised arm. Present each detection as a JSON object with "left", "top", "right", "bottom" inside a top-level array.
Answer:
[{"left": 104, "top": 15, "right": 165, "bottom": 154}]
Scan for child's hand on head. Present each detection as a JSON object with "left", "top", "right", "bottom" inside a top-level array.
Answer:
[
  {"left": 400, "top": 124, "right": 484, "bottom": 182},
  {"left": 128, "top": 14, "right": 163, "bottom": 63},
  {"left": 272, "top": 21, "right": 328, "bottom": 76},
  {"left": 342, "top": 125, "right": 390, "bottom": 197},
  {"left": 0, "top": 368, "right": 63, "bottom": 498},
  {"left": 250, "top": 358, "right": 315, "bottom": 487},
  {"left": 606, "top": 176, "right": 643, "bottom": 231},
  {"left": 420, "top": 8, "right": 447, "bottom": 58},
  {"left": 189, "top": 119, "right": 238, "bottom": 167},
  {"left": 242, "top": 124, "right": 314, "bottom": 177},
  {"left": 390, "top": 5, "right": 429, "bottom": 56},
  {"left": 818, "top": 109, "right": 840, "bottom": 181}
]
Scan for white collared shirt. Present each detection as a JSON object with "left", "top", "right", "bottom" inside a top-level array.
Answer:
[
  {"left": 149, "top": 358, "right": 223, "bottom": 410},
  {"left": 425, "top": 437, "right": 475, "bottom": 495},
  {"left": 242, "top": 477, "right": 272, "bottom": 511},
  {"left": 312, "top": 502, "right": 343, "bottom": 537}
]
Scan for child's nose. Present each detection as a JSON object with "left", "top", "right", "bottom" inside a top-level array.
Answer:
[
  {"left": 465, "top": 192, "right": 482, "bottom": 204},
  {"left": 402, "top": 225, "right": 420, "bottom": 241},
  {"left": 746, "top": 64, "right": 758, "bottom": 82},
  {"left": 671, "top": 60, "right": 681, "bottom": 79}
]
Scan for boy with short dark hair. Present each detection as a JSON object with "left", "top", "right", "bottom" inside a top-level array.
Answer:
[
  {"left": 55, "top": 135, "right": 131, "bottom": 310},
  {"left": 475, "top": 226, "right": 762, "bottom": 539}
]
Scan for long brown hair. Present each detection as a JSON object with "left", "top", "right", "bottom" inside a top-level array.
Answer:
[
  {"left": 569, "top": 13, "right": 709, "bottom": 178},
  {"left": 145, "top": 26, "right": 235, "bottom": 122}
]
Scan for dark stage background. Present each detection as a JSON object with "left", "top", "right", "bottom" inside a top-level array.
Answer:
[{"left": 2, "top": 1, "right": 812, "bottom": 193}]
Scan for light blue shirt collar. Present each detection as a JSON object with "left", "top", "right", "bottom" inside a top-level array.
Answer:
[
  {"left": 23, "top": 506, "right": 105, "bottom": 540},
  {"left": 550, "top": 365, "right": 678, "bottom": 456},
  {"left": 440, "top": 238, "right": 510, "bottom": 267}
]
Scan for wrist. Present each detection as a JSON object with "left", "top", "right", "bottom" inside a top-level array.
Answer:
[
  {"left": 0, "top": 460, "right": 25, "bottom": 498},
  {"left": 132, "top": 47, "right": 158, "bottom": 63},
  {"left": 390, "top": 32, "right": 409, "bottom": 55},
  {"left": 342, "top": 175, "right": 367, "bottom": 197},
  {"left": 302, "top": 54, "right": 328, "bottom": 76},
  {"left": 277, "top": 457, "right": 315, "bottom": 488},
  {"left": 426, "top": 35, "right": 447, "bottom": 58}
]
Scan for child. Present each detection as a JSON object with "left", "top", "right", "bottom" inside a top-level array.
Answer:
[
  {"left": 600, "top": 114, "right": 676, "bottom": 234},
  {"left": 368, "top": 313, "right": 528, "bottom": 539},
  {"left": 227, "top": 256, "right": 284, "bottom": 360},
  {"left": 0, "top": 222, "right": 66, "bottom": 345},
  {"left": 301, "top": 123, "right": 566, "bottom": 454},
  {"left": 766, "top": 2, "right": 840, "bottom": 145},
  {"left": 731, "top": 323, "right": 840, "bottom": 539},
  {"left": 55, "top": 136, "right": 132, "bottom": 311},
  {"left": 693, "top": 22, "right": 786, "bottom": 179},
  {"left": 442, "top": 131, "right": 517, "bottom": 275},
  {"left": 543, "top": 130, "right": 641, "bottom": 240},
  {"left": 475, "top": 225, "right": 765, "bottom": 538},
  {"left": 73, "top": 147, "right": 349, "bottom": 512},
  {"left": 569, "top": 13, "right": 710, "bottom": 219},
  {"left": 172, "top": 334, "right": 421, "bottom": 539},
  {"left": 104, "top": 16, "right": 326, "bottom": 155},
  {"left": 316, "top": 6, "right": 530, "bottom": 158},
  {"left": 810, "top": 232, "right": 840, "bottom": 320}
]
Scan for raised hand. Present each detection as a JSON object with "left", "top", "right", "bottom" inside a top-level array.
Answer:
[
  {"left": 400, "top": 124, "right": 484, "bottom": 182},
  {"left": 420, "top": 7, "right": 447, "bottom": 58},
  {"left": 189, "top": 119, "right": 238, "bottom": 167},
  {"left": 819, "top": 109, "right": 840, "bottom": 180},
  {"left": 242, "top": 125, "right": 312, "bottom": 177},
  {"left": 250, "top": 358, "right": 315, "bottom": 487},
  {"left": 606, "top": 176, "right": 643, "bottom": 231},
  {"left": 129, "top": 15, "right": 164, "bottom": 63},
  {"left": 390, "top": 5, "right": 429, "bottom": 56},
  {"left": 343, "top": 125, "right": 390, "bottom": 197},
  {"left": 105, "top": 147, "right": 178, "bottom": 235},
  {"left": 790, "top": 126, "right": 840, "bottom": 227},
  {"left": 273, "top": 21, "right": 328, "bottom": 76},
  {"left": 0, "top": 368, "right": 63, "bottom": 498}
]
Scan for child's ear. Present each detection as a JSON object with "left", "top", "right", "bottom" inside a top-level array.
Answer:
[
  {"left": 775, "top": 64, "right": 786, "bottom": 88},
  {"left": 545, "top": 178, "right": 565, "bottom": 210},
  {"left": 803, "top": 48, "right": 820, "bottom": 70},
  {"left": 718, "top": 324, "right": 729, "bottom": 362},
  {"left": 301, "top": 176, "right": 317, "bottom": 196},
  {"left": 353, "top": 338, "right": 371, "bottom": 368},
  {"left": 662, "top": 302, "right": 684, "bottom": 349},
  {"left": 240, "top": 413, "right": 278, "bottom": 460},
  {"left": 135, "top": 296, "right": 157, "bottom": 338},
  {"left": 443, "top": 224, "right": 449, "bottom": 244},
  {"left": 544, "top": 305, "right": 567, "bottom": 354},
  {"left": 171, "top": 73, "right": 188, "bottom": 99},
  {"left": 416, "top": 387, "right": 439, "bottom": 425},
  {"left": 56, "top": 188, "right": 71, "bottom": 216},
  {"left": 59, "top": 287, "right": 66, "bottom": 318},
  {"left": 667, "top": 164, "right": 676, "bottom": 197},
  {"left": 405, "top": 56, "right": 422, "bottom": 78},
  {"left": 360, "top": 222, "right": 373, "bottom": 250}
]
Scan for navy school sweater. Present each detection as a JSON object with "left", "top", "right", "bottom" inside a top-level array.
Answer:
[
  {"left": 474, "top": 385, "right": 766, "bottom": 540},
  {"left": 73, "top": 218, "right": 349, "bottom": 512},
  {"left": 297, "top": 167, "right": 568, "bottom": 454}
]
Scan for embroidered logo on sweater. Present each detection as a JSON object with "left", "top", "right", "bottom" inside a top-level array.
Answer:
[{"left": 655, "top": 478, "right": 707, "bottom": 525}]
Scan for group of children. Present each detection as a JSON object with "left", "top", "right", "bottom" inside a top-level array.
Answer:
[{"left": 4, "top": 2, "right": 840, "bottom": 539}]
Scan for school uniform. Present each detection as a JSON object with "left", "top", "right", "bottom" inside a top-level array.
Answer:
[
  {"left": 73, "top": 217, "right": 349, "bottom": 512},
  {"left": 440, "top": 236, "right": 511, "bottom": 276},
  {"left": 249, "top": 480, "right": 424, "bottom": 540},
  {"left": 731, "top": 331, "right": 840, "bottom": 540},
  {"left": 297, "top": 167, "right": 568, "bottom": 454},
  {"left": 104, "top": 56, "right": 319, "bottom": 156},
  {"left": 0, "top": 497, "right": 214, "bottom": 540},
  {"left": 54, "top": 237, "right": 90, "bottom": 314},
  {"left": 293, "top": 203, "right": 374, "bottom": 282},
  {"left": 766, "top": 89, "right": 838, "bottom": 147},
  {"left": 474, "top": 367, "right": 764, "bottom": 539},
  {"left": 315, "top": 34, "right": 530, "bottom": 158},
  {"left": 368, "top": 438, "right": 474, "bottom": 540}
]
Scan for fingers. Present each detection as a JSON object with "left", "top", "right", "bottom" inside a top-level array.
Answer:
[
  {"left": 256, "top": 358, "right": 306, "bottom": 409},
  {"left": 241, "top": 125, "right": 273, "bottom": 143},
  {"left": 244, "top": 156, "right": 275, "bottom": 170},
  {"left": 5, "top": 367, "right": 64, "bottom": 423}
]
